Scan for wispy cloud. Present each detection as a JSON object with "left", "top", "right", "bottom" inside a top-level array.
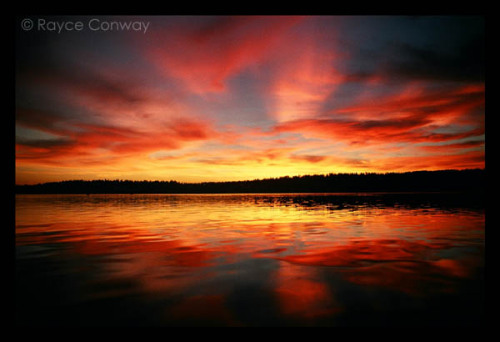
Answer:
[{"left": 15, "top": 15, "right": 485, "bottom": 184}]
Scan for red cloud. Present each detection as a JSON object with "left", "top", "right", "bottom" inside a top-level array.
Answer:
[
  {"left": 16, "top": 17, "right": 485, "bottom": 183},
  {"left": 274, "top": 83, "right": 484, "bottom": 147},
  {"left": 145, "top": 16, "right": 305, "bottom": 94},
  {"left": 372, "top": 151, "right": 485, "bottom": 172},
  {"left": 16, "top": 115, "right": 215, "bottom": 168}
]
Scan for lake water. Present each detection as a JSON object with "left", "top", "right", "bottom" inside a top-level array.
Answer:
[{"left": 15, "top": 193, "right": 485, "bottom": 326}]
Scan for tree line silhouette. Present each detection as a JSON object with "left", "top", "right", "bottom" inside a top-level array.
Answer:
[{"left": 15, "top": 169, "right": 485, "bottom": 194}]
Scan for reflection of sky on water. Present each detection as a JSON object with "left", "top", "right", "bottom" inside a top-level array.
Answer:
[{"left": 16, "top": 194, "right": 484, "bottom": 326}]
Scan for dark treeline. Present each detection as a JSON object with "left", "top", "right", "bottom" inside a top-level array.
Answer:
[{"left": 16, "top": 169, "right": 485, "bottom": 194}]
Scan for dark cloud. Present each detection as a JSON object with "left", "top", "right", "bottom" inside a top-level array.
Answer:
[
  {"left": 357, "top": 118, "right": 429, "bottom": 130},
  {"left": 291, "top": 155, "right": 327, "bottom": 163},
  {"left": 336, "top": 16, "right": 484, "bottom": 84},
  {"left": 17, "top": 61, "right": 148, "bottom": 107},
  {"left": 16, "top": 136, "right": 75, "bottom": 149},
  {"left": 15, "top": 16, "right": 485, "bottom": 182},
  {"left": 386, "top": 34, "right": 485, "bottom": 83},
  {"left": 16, "top": 107, "right": 69, "bottom": 134}
]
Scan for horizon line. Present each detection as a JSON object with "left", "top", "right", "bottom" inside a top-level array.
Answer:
[{"left": 15, "top": 168, "right": 485, "bottom": 187}]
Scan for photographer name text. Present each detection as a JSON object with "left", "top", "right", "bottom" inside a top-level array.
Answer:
[{"left": 21, "top": 18, "right": 150, "bottom": 34}]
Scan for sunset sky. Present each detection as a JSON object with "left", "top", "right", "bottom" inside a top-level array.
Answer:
[{"left": 15, "top": 16, "right": 485, "bottom": 184}]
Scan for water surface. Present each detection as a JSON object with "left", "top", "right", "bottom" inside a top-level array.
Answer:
[{"left": 16, "top": 193, "right": 484, "bottom": 326}]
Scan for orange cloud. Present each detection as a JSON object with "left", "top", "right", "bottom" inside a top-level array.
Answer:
[{"left": 16, "top": 16, "right": 485, "bottom": 184}]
